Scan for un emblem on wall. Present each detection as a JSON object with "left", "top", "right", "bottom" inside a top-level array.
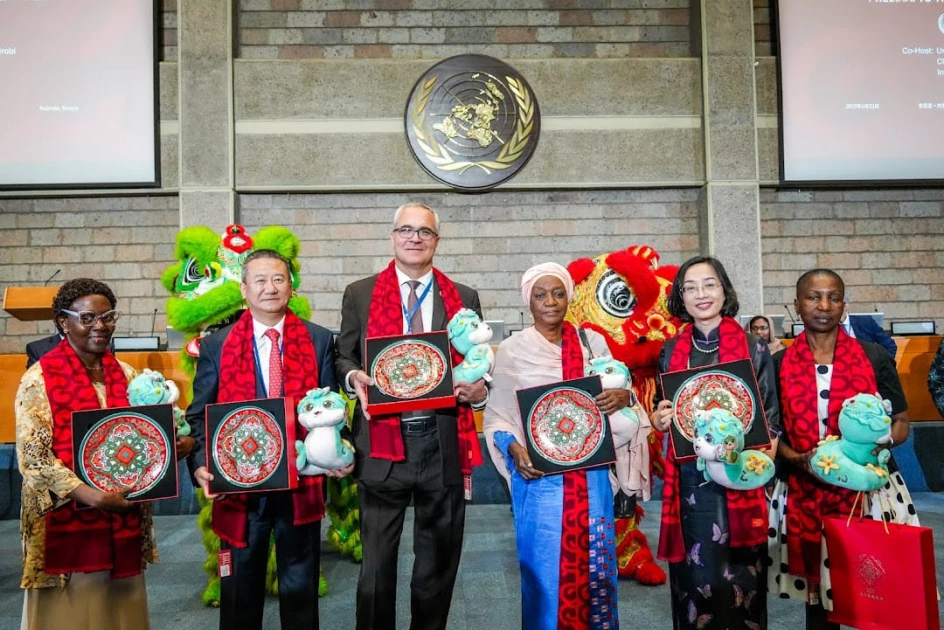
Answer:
[{"left": 405, "top": 55, "right": 541, "bottom": 192}]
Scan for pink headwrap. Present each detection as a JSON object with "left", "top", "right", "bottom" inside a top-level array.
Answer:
[{"left": 520, "top": 262, "right": 575, "bottom": 306}]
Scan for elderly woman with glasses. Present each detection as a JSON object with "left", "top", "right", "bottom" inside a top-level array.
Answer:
[
  {"left": 14, "top": 278, "right": 190, "bottom": 629},
  {"left": 650, "top": 256, "right": 780, "bottom": 630},
  {"left": 483, "top": 263, "right": 651, "bottom": 630}
]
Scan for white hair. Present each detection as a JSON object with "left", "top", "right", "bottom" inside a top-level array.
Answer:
[{"left": 393, "top": 202, "right": 440, "bottom": 233}]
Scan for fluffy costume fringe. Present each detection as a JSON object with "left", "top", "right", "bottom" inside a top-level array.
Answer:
[{"left": 614, "top": 505, "right": 667, "bottom": 585}]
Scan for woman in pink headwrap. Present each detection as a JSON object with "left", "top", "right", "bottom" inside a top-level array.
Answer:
[{"left": 483, "top": 262, "right": 651, "bottom": 629}]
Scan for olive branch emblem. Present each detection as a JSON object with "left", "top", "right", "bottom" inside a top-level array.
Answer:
[{"left": 410, "top": 75, "right": 535, "bottom": 175}]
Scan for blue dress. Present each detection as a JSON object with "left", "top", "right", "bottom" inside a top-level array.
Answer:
[{"left": 493, "top": 432, "right": 619, "bottom": 630}]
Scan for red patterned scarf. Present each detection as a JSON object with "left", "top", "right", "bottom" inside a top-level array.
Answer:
[
  {"left": 365, "top": 260, "right": 483, "bottom": 474},
  {"left": 658, "top": 316, "right": 769, "bottom": 563},
  {"left": 40, "top": 339, "right": 143, "bottom": 578},
  {"left": 780, "top": 329, "right": 876, "bottom": 581},
  {"left": 212, "top": 310, "right": 324, "bottom": 548},
  {"left": 557, "top": 321, "right": 591, "bottom": 629}
]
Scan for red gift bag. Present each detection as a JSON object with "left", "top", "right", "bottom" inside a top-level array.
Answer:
[{"left": 824, "top": 515, "right": 939, "bottom": 630}]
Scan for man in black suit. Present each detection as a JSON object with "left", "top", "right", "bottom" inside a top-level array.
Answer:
[
  {"left": 25, "top": 332, "right": 63, "bottom": 368},
  {"left": 187, "top": 249, "right": 347, "bottom": 630},
  {"left": 335, "top": 203, "right": 488, "bottom": 630},
  {"left": 842, "top": 300, "right": 898, "bottom": 358}
]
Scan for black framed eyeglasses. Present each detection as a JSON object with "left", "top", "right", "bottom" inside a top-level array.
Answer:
[
  {"left": 392, "top": 226, "right": 439, "bottom": 241},
  {"left": 60, "top": 309, "right": 121, "bottom": 327}
]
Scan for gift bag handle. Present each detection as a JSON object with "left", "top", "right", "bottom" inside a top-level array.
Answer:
[{"left": 845, "top": 490, "right": 890, "bottom": 534}]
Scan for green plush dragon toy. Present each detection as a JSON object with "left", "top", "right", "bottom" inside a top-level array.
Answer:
[{"left": 161, "top": 224, "right": 362, "bottom": 605}]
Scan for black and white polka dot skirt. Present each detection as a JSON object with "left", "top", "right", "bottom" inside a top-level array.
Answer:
[{"left": 766, "top": 471, "right": 919, "bottom": 610}]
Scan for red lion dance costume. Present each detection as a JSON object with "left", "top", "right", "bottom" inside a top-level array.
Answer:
[{"left": 566, "top": 245, "right": 679, "bottom": 585}]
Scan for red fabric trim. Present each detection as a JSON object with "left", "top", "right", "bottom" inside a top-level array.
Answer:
[
  {"left": 658, "top": 317, "right": 768, "bottom": 562},
  {"left": 566, "top": 257, "right": 596, "bottom": 286},
  {"left": 213, "top": 311, "right": 324, "bottom": 548},
  {"left": 780, "top": 329, "right": 876, "bottom": 581},
  {"left": 366, "top": 261, "right": 483, "bottom": 474},
  {"left": 40, "top": 339, "right": 143, "bottom": 578},
  {"left": 556, "top": 322, "right": 592, "bottom": 629}
]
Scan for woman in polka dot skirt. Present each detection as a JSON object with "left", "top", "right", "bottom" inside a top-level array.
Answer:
[{"left": 768, "top": 269, "right": 919, "bottom": 630}]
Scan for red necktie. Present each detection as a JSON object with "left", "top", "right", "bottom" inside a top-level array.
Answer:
[{"left": 264, "top": 328, "right": 282, "bottom": 398}]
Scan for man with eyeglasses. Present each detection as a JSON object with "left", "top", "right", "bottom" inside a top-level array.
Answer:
[
  {"left": 335, "top": 202, "right": 488, "bottom": 630},
  {"left": 186, "top": 249, "right": 345, "bottom": 630}
]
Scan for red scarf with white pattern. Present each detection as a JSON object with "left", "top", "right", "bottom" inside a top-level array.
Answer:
[{"left": 41, "top": 339, "right": 143, "bottom": 578}]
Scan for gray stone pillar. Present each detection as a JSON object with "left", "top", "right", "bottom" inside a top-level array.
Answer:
[
  {"left": 697, "top": 0, "right": 763, "bottom": 316},
  {"left": 177, "top": 0, "right": 235, "bottom": 228}
]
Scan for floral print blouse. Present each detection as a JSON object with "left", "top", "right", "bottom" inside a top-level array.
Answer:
[{"left": 14, "top": 361, "right": 157, "bottom": 589}]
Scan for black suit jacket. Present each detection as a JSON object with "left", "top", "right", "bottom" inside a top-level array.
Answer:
[
  {"left": 334, "top": 273, "right": 481, "bottom": 486},
  {"left": 25, "top": 333, "right": 63, "bottom": 369},
  {"left": 849, "top": 315, "right": 897, "bottom": 358},
  {"left": 185, "top": 318, "right": 338, "bottom": 476}
]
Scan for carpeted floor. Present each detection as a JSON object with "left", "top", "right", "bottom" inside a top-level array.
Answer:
[{"left": 1, "top": 496, "right": 943, "bottom": 629}]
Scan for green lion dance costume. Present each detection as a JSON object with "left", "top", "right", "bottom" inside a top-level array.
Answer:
[
  {"left": 161, "top": 224, "right": 360, "bottom": 605},
  {"left": 566, "top": 245, "right": 680, "bottom": 585}
]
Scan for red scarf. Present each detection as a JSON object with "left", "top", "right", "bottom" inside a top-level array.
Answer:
[
  {"left": 365, "top": 261, "right": 483, "bottom": 474},
  {"left": 557, "top": 322, "right": 592, "bottom": 629},
  {"left": 212, "top": 310, "right": 324, "bottom": 548},
  {"left": 779, "top": 329, "right": 876, "bottom": 581},
  {"left": 658, "top": 316, "right": 769, "bottom": 563},
  {"left": 40, "top": 339, "right": 143, "bottom": 578}
]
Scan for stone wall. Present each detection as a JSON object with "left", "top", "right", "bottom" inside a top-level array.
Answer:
[
  {"left": 753, "top": 0, "right": 773, "bottom": 57},
  {"left": 236, "top": 0, "right": 693, "bottom": 59},
  {"left": 760, "top": 189, "right": 944, "bottom": 330},
  {"left": 161, "top": 0, "right": 177, "bottom": 62},
  {"left": 239, "top": 189, "right": 701, "bottom": 330},
  {"left": 0, "top": 197, "right": 179, "bottom": 354}
]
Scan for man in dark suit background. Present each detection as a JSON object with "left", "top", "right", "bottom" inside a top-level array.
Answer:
[
  {"left": 842, "top": 298, "right": 898, "bottom": 358},
  {"left": 335, "top": 202, "right": 488, "bottom": 630},
  {"left": 187, "top": 249, "right": 347, "bottom": 630},
  {"left": 25, "top": 332, "right": 63, "bottom": 368}
]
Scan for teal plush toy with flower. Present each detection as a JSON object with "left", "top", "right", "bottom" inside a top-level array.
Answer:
[
  {"left": 810, "top": 392, "right": 892, "bottom": 492},
  {"left": 127, "top": 368, "right": 190, "bottom": 437},
  {"left": 693, "top": 408, "right": 774, "bottom": 490}
]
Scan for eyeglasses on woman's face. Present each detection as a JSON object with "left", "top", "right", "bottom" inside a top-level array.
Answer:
[
  {"left": 60, "top": 309, "right": 120, "bottom": 327},
  {"left": 392, "top": 226, "right": 439, "bottom": 241},
  {"left": 680, "top": 281, "right": 722, "bottom": 297}
]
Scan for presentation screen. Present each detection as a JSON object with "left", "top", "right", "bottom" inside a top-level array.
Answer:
[
  {"left": 0, "top": 0, "right": 158, "bottom": 189},
  {"left": 777, "top": 1, "right": 944, "bottom": 183}
]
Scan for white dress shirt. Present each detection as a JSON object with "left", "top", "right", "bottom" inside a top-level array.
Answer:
[
  {"left": 252, "top": 315, "right": 285, "bottom": 395},
  {"left": 841, "top": 314, "right": 857, "bottom": 339},
  {"left": 395, "top": 267, "right": 434, "bottom": 334}
]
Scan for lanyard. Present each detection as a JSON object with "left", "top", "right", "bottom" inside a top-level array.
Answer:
[
  {"left": 401, "top": 279, "right": 433, "bottom": 334},
  {"left": 251, "top": 333, "right": 283, "bottom": 398}
]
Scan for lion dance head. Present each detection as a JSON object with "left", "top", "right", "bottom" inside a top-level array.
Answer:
[
  {"left": 567, "top": 245, "right": 680, "bottom": 403},
  {"left": 160, "top": 224, "right": 311, "bottom": 379}
]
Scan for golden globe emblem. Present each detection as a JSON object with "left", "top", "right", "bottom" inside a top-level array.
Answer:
[{"left": 405, "top": 55, "right": 541, "bottom": 192}]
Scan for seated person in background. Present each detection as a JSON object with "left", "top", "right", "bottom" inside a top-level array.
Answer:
[
  {"left": 25, "top": 332, "right": 63, "bottom": 369},
  {"left": 746, "top": 314, "right": 785, "bottom": 355},
  {"left": 841, "top": 295, "right": 897, "bottom": 358},
  {"left": 929, "top": 340, "right": 944, "bottom": 418}
]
